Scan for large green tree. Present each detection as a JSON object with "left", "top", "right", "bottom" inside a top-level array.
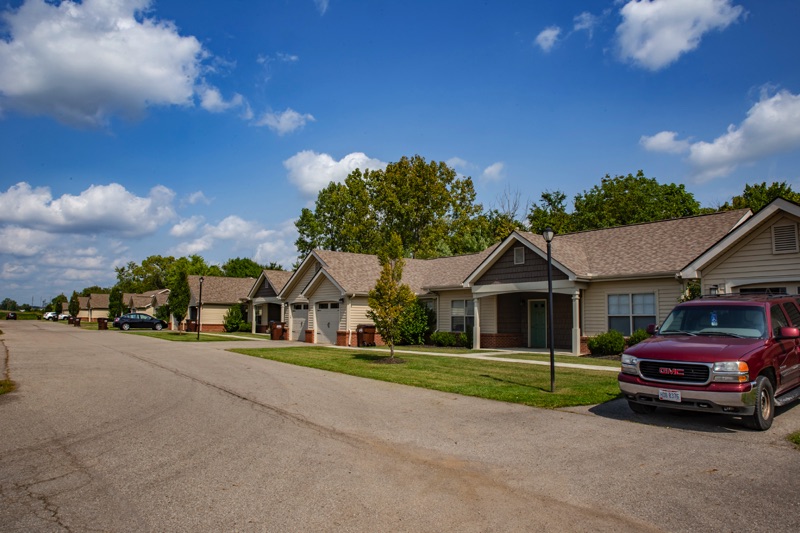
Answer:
[
  {"left": 68, "top": 291, "right": 79, "bottom": 317},
  {"left": 50, "top": 294, "right": 67, "bottom": 314},
  {"left": 108, "top": 286, "right": 125, "bottom": 318},
  {"left": 527, "top": 190, "right": 574, "bottom": 235},
  {"left": 165, "top": 270, "right": 191, "bottom": 332},
  {"left": 115, "top": 255, "right": 175, "bottom": 293},
  {"left": 222, "top": 257, "right": 267, "bottom": 278},
  {"left": 295, "top": 155, "right": 484, "bottom": 260},
  {"left": 721, "top": 181, "right": 800, "bottom": 213},
  {"left": 1, "top": 298, "right": 17, "bottom": 311},
  {"left": 366, "top": 234, "right": 416, "bottom": 359},
  {"left": 80, "top": 285, "right": 110, "bottom": 296},
  {"left": 570, "top": 171, "right": 702, "bottom": 231}
]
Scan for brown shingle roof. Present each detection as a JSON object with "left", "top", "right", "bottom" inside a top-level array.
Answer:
[
  {"left": 78, "top": 296, "right": 89, "bottom": 310},
  {"left": 516, "top": 209, "right": 750, "bottom": 278},
  {"left": 188, "top": 275, "right": 256, "bottom": 305},
  {"left": 314, "top": 245, "right": 499, "bottom": 296},
  {"left": 89, "top": 293, "right": 109, "bottom": 309},
  {"left": 263, "top": 270, "right": 293, "bottom": 293}
]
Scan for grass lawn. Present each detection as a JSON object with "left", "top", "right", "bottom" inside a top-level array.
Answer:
[
  {"left": 128, "top": 331, "right": 250, "bottom": 342},
  {"left": 231, "top": 346, "right": 621, "bottom": 409},
  {"left": 363, "top": 345, "right": 493, "bottom": 355},
  {"left": 487, "top": 352, "right": 622, "bottom": 368}
]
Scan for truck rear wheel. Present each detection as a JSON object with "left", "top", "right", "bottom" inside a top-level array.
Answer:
[
  {"left": 745, "top": 376, "right": 774, "bottom": 431},
  {"left": 628, "top": 400, "right": 656, "bottom": 414}
]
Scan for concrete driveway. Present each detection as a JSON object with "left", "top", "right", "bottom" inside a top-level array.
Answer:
[{"left": 1, "top": 320, "right": 799, "bottom": 532}]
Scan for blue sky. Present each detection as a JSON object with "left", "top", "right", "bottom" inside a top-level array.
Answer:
[{"left": 1, "top": 0, "right": 799, "bottom": 306}]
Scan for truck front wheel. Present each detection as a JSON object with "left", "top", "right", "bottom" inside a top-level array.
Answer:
[{"left": 745, "top": 376, "right": 774, "bottom": 431}]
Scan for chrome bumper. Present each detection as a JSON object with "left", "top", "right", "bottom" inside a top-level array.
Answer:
[{"left": 619, "top": 381, "right": 757, "bottom": 415}]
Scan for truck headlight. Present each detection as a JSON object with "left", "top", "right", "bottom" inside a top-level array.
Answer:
[
  {"left": 712, "top": 361, "right": 749, "bottom": 383},
  {"left": 621, "top": 353, "right": 638, "bottom": 375}
]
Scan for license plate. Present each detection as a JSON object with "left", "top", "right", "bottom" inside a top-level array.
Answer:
[{"left": 659, "top": 389, "right": 681, "bottom": 402}]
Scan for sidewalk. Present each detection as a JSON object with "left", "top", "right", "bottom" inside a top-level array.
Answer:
[{"left": 330, "top": 345, "right": 619, "bottom": 373}]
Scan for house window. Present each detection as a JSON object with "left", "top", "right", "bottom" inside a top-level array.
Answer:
[
  {"left": 773, "top": 224, "right": 799, "bottom": 254},
  {"left": 514, "top": 247, "right": 525, "bottom": 265},
  {"left": 293, "top": 304, "right": 308, "bottom": 311},
  {"left": 451, "top": 299, "right": 475, "bottom": 332},
  {"left": 739, "top": 287, "right": 787, "bottom": 295},
  {"left": 318, "top": 303, "right": 329, "bottom": 310},
  {"left": 608, "top": 293, "right": 655, "bottom": 336}
]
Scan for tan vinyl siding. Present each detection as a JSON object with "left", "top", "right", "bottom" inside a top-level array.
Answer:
[
  {"left": 284, "top": 264, "right": 317, "bottom": 326},
  {"left": 583, "top": 278, "right": 682, "bottom": 336},
  {"left": 90, "top": 309, "right": 109, "bottom": 321},
  {"left": 308, "top": 278, "right": 341, "bottom": 330},
  {"left": 200, "top": 305, "right": 229, "bottom": 326},
  {"left": 702, "top": 216, "right": 800, "bottom": 293},
  {"left": 479, "top": 295, "right": 497, "bottom": 334},
  {"left": 348, "top": 296, "right": 373, "bottom": 326},
  {"left": 438, "top": 289, "right": 475, "bottom": 332}
]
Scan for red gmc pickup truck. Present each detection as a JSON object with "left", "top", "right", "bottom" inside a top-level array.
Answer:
[{"left": 618, "top": 294, "right": 800, "bottom": 430}]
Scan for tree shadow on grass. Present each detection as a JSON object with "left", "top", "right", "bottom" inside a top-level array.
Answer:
[
  {"left": 352, "top": 353, "right": 407, "bottom": 364},
  {"left": 480, "top": 374, "right": 549, "bottom": 393}
]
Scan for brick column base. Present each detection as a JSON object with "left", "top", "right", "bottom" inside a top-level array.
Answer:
[{"left": 480, "top": 333, "right": 524, "bottom": 349}]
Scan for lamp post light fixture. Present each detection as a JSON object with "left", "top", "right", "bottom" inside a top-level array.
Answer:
[
  {"left": 197, "top": 276, "right": 204, "bottom": 341},
  {"left": 543, "top": 227, "right": 556, "bottom": 393}
]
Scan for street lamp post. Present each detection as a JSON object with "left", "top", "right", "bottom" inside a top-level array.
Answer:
[
  {"left": 543, "top": 227, "right": 556, "bottom": 393},
  {"left": 197, "top": 276, "right": 204, "bottom": 341}
]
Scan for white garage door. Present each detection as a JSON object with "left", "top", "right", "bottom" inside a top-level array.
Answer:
[
  {"left": 291, "top": 304, "right": 308, "bottom": 341},
  {"left": 316, "top": 302, "right": 340, "bottom": 345}
]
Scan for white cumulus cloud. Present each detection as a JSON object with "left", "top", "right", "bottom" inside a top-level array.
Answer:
[
  {"left": 255, "top": 108, "right": 315, "bottom": 135},
  {"left": 535, "top": 26, "right": 561, "bottom": 52},
  {"left": 284, "top": 150, "right": 387, "bottom": 197},
  {"left": 640, "top": 131, "right": 691, "bottom": 154},
  {"left": 170, "top": 216, "right": 204, "bottom": 238},
  {"left": 0, "top": 0, "right": 223, "bottom": 127},
  {"left": 482, "top": 162, "right": 505, "bottom": 181},
  {"left": 0, "top": 182, "right": 176, "bottom": 237},
  {"left": 616, "top": 0, "right": 745, "bottom": 71},
  {"left": 642, "top": 89, "right": 800, "bottom": 181}
]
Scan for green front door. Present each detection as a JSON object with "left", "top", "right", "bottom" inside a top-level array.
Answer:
[{"left": 529, "top": 300, "right": 547, "bottom": 349}]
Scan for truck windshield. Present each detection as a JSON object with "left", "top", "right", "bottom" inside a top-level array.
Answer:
[{"left": 659, "top": 305, "right": 766, "bottom": 339}]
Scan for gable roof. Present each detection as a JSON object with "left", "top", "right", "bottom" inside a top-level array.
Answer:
[
  {"left": 89, "top": 293, "right": 110, "bottom": 309},
  {"left": 248, "top": 269, "right": 294, "bottom": 299},
  {"left": 468, "top": 209, "right": 751, "bottom": 283},
  {"left": 680, "top": 197, "right": 800, "bottom": 278},
  {"left": 188, "top": 275, "right": 256, "bottom": 305},
  {"left": 518, "top": 209, "right": 750, "bottom": 279},
  {"left": 308, "top": 246, "right": 500, "bottom": 296}
]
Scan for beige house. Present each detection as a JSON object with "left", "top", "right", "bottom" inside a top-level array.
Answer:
[
  {"left": 274, "top": 203, "right": 796, "bottom": 353},
  {"left": 248, "top": 269, "right": 294, "bottom": 333},
  {"left": 680, "top": 198, "right": 800, "bottom": 296},
  {"left": 188, "top": 275, "right": 256, "bottom": 332},
  {"left": 87, "top": 293, "right": 110, "bottom": 321},
  {"left": 277, "top": 248, "right": 496, "bottom": 345},
  {"left": 123, "top": 290, "right": 169, "bottom": 315}
]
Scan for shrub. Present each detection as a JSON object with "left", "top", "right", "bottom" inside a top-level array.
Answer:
[
  {"left": 398, "top": 301, "right": 434, "bottom": 345},
  {"left": 587, "top": 330, "right": 625, "bottom": 356},
  {"left": 239, "top": 322, "right": 251, "bottom": 333},
  {"left": 430, "top": 331, "right": 456, "bottom": 347},
  {"left": 627, "top": 328, "right": 651, "bottom": 347},
  {"left": 223, "top": 305, "right": 243, "bottom": 333}
]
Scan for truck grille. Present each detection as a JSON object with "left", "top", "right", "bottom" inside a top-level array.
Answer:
[{"left": 639, "top": 361, "right": 710, "bottom": 384}]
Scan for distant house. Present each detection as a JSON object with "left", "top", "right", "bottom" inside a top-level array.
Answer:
[
  {"left": 123, "top": 289, "right": 169, "bottom": 316},
  {"left": 88, "top": 293, "right": 110, "bottom": 321},
  {"left": 76, "top": 296, "right": 90, "bottom": 321},
  {"left": 247, "top": 269, "right": 294, "bottom": 333},
  {"left": 187, "top": 275, "right": 257, "bottom": 333},
  {"left": 273, "top": 206, "right": 782, "bottom": 353}
]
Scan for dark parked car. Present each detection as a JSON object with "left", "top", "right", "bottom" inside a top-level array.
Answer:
[
  {"left": 114, "top": 313, "right": 167, "bottom": 331},
  {"left": 5, "top": 312, "right": 17, "bottom": 320}
]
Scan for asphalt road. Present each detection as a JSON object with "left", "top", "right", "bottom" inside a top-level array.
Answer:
[{"left": 2, "top": 320, "right": 799, "bottom": 532}]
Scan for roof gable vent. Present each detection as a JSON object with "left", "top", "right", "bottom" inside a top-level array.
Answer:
[{"left": 772, "top": 224, "right": 799, "bottom": 254}]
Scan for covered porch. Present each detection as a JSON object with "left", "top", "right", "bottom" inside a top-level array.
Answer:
[{"left": 471, "top": 280, "right": 587, "bottom": 355}]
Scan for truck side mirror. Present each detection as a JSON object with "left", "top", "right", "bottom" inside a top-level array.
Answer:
[
  {"left": 777, "top": 326, "right": 800, "bottom": 339},
  {"left": 646, "top": 324, "right": 658, "bottom": 335}
]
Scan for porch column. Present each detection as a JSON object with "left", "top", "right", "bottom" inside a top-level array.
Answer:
[
  {"left": 571, "top": 290, "right": 581, "bottom": 356},
  {"left": 472, "top": 297, "right": 481, "bottom": 350},
  {"left": 250, "top": 301, "right": 256, "bottom": 334}
]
